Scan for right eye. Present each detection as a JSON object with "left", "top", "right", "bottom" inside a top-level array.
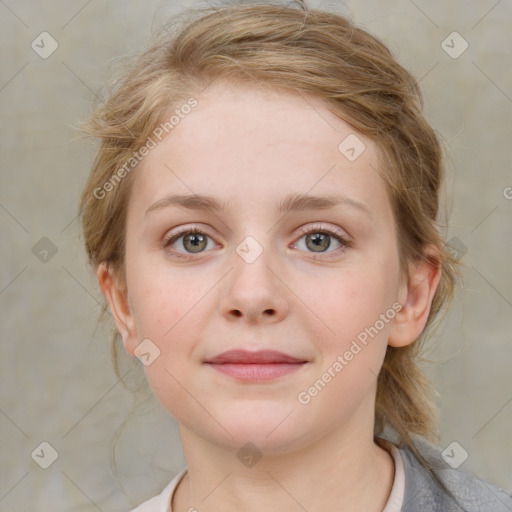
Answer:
[{"left": 163, "top": 227, "right": 220, "bottom": 257}]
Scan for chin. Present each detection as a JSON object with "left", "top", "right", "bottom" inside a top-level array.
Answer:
[{"left": 200, "top": 407, "right": 316, "bottom": 455}]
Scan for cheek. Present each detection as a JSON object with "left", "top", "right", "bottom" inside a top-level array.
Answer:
[
  {"left": 126, "top": 263, "right": 214, "bottom": 382},
  {"left": 126, "top": 258, "right": 203, "bottom": 338},
  {"left": 316, "top": 269, "right": 397, "bottom": 340},
  {"left": 308, "top": 251, "right": 400, "bottom": 383},
  {"left": 298, "top": 271, "right": 398, "bottom": 420}
]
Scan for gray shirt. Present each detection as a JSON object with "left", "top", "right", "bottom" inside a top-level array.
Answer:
[{"left": 387, "top": 434, "right": 512, "bottom": 511}]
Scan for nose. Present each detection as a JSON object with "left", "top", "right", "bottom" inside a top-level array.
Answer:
[{"left": 219, "top": 245, "right": 290, "bottom": 324}]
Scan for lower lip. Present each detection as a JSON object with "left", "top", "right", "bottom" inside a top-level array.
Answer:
[{"left": 206, "top": 362, "right": 306, "bottom": 382}]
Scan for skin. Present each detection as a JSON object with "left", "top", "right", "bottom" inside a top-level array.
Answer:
[{"left": 98, "top": 82, "right": 440, "bottom": 512}]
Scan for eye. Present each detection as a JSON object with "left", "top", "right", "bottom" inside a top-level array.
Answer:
[
  {"left": 293, "top": 224, "right": 350, "bottom": 256},
  {"left": 163, "top": 227, "right": 218, "bottom": 257},
  {"left": 162, "top": 224, "right": 350, "bottom": 259}
]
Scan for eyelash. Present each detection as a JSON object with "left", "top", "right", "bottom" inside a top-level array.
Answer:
[{"left": 162, "top": 224, "right": 351, "bottom": 260}]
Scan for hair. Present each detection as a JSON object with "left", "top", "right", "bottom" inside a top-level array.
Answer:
[{"left": 79, "top": 0, "right": 461, "bottom": 496}]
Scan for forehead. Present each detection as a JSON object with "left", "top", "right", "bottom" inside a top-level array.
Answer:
[{"left": 129, "top": 82, "right": 388, "bottom": 219}]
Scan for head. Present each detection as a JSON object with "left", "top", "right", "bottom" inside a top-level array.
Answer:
[{"left": 80, "top": 2, "right": 458, "bottom": 462}]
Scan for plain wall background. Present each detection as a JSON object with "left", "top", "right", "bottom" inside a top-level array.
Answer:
[{"left": 1, "top": 0, "right": 511, "bottom": 510}]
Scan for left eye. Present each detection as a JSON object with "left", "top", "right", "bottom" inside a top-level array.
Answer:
[{"left": 293, "top": 228, "right": 348, "bottom": 254}]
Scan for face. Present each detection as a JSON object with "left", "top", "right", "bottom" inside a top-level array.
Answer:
[{"left": 108, "top": 83, "right": 411, "bottom": 453}]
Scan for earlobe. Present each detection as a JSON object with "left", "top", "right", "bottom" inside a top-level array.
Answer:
[
  {"left": 96, "top": 262, "right": 137, "bottom": 355},
  {"left": 388, "top": 248, "right": 441, "bottom": 348}
]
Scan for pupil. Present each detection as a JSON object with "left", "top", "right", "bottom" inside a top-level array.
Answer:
[
  {"left": 308, "top": 233, "right": 330, "bottom": 252},
  {"left": 185, "top": 233, "right": 206, "bottom": 252}
]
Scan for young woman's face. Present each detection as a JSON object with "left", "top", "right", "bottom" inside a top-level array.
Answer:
[{"left": 117, "top": 83, "right": 406, "bottom": 451}]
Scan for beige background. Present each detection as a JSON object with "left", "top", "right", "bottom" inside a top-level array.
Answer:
[{"left": 1, "top": 0, "right": 511, "bottom": 510}]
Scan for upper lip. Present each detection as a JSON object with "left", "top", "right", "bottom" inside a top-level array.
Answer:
[{"left": 205, "top": 349, "right": 307, "bottom": 364}]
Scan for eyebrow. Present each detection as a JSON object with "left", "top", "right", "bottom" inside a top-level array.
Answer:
[{"left": 145, "top": 192, "right": 371, "bottom": 217}]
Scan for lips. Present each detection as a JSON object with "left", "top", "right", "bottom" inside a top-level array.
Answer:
[
  {"left": 205, "top": 349, "right": 306, "bottom": 365},
  {"left": 204, "top": 350, "right": 308, "bottom": 382}
]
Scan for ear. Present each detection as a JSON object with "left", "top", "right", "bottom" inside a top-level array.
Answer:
[
  {"left": 96, "top": 262, "right": 138, "bottom": 356},
  {"left": 388, "top": 246, "right": 441, "bottom": 348}
]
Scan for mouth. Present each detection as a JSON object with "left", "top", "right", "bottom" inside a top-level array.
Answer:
[{"left": 204, "top": 350, "right": 309, "bottom": 382}]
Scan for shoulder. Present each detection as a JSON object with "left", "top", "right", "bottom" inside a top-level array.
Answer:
[
  {"left": 396, "top": 434, "right": 512, "bottom": 512},
  {"left": 127, "top": 468, "right": 187, "bottom": 512}
]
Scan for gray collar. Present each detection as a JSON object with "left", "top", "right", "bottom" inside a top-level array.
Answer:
[{"left": 377, "top": 432, "right": 512, "bottom": 511}]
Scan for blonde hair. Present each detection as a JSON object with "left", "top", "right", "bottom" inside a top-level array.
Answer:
[{"left": 79, "top": 0, "right": 459, "bottom": 478}]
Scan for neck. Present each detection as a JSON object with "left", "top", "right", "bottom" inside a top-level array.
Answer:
[{"left": 171, "top": 408, "right": 395, "bottom": 512}]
